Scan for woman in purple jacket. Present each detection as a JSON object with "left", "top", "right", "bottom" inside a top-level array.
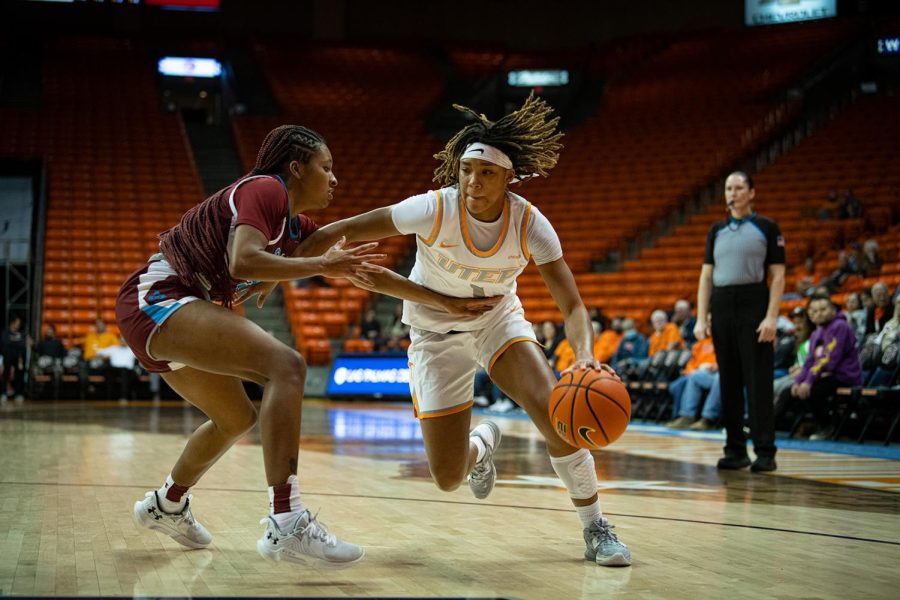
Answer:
[{"left": 777, "top": 294, "right": 862, "bottom": 440}]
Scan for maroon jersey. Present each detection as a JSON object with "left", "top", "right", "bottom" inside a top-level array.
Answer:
[{"left": 158, "top": 175, "right": 318, "bottom": 305}]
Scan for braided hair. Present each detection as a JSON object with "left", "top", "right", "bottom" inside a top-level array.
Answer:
[
  {"left": 433, "top": 93, "right": 563, "bottom": 186},
  {"left": 250, "top": 125, "right": 327, "bottom": 176},
  {"left": 159, "top": 125, "right": 327, "bottom": 306}
]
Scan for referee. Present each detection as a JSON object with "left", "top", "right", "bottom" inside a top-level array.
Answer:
[{"left": 694, "top": 171, "right": 785, "bottom": 472}]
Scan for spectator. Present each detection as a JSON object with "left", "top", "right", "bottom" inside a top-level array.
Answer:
[
  {"left": 774, "top": 306, "right": 815, "bottom": 402},
  {"left": 875, "top": 289, "right": 900, "bottom": 351},
  {"left": 360, "top": 308, "right": 382, "bottom": 342},
  {"left": 666, "top": 336, "right": 716, "bottom": 422},
  {"left": 378, "top": 303, "right": 411, "bottom": 353},
  {"left": 819, "top": 251, "right": 857, "bottom": 292},
  {"left": 859, "top": 239, "right": 883, "bottom": 278},
  {"left": 35, "top": 323, "right": 67, "bottom": 362},
  {"left": 95, "top": 337, "right": 138, "bottom": 401},
  {"left": 610, "top": 319, "right": 648, "bottom": 375},
  {"left": 666, "top": 368, "right": 720, "bottom": 431},
  {"left": 33, "top": 324, "right": 68, "bottom": 392},
  {"left": 648, "top": 310, "right": 683, "bottom": 357},
  {"left": 670, "top": 300, "right": 697, "bottom": 348},
  {"left": 782, "top": 276, "right": 814, "bottom": 301},
  {"left": 593, "top": 317, "right": 623, "bottom": 364},
  {"left": 865, "top": 282, "right": 892, "bottom": 335},
  {"left": 845, "top": 292, "right": 868, "bottom": 343},
  {"left": 387, "top": 303, "right": 410, "bottom": 341},
  {"left": 860, "top": 288, "right": 875, "bottom": 311},
  {"left": 773, "top": 316, "right": 798, "bottom": 379},
  {"left": 553, "top": 335, "right": 576, "bottom": 374},
  {"left": 802, "top": 256, "right": 816, "bottom": 278},
  {"left": 847, "top": 242, "right": 864, "bottom": 275},
  {"left": 1, "top": 315, "right": 28, "bottom": 401},
  {"left": 588, "top": 307, "right": 610, "bottom": 331},
  {"left": 775, "top": 294, "right": 862, "bottom": 440},
  {"left": 818, "top": 190, "right": 841, "bottom": 220},
  {"left": 841, "top": 188, "right": 862, "bottom": 219},
  {"left": 539, "top": 320, "right": 561, "bottom": 367},
  {"left": 82, "top": 318, "right": 118, "bottom": 362}
]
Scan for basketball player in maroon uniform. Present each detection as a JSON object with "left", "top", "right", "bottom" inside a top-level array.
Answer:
[{"left": 117, "top": 125, "right": 498, "bottom": 565}]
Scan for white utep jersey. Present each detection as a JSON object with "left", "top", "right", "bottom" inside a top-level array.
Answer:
[{"left": 392, "top": 186, "right": 560, "bottom": 334}]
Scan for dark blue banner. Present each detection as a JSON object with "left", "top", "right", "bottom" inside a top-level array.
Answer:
[{"left": 326, "top": 354, "right": 411, "bottom": 398}]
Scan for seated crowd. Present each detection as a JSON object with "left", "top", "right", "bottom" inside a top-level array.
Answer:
[
  {"left": 7, "top": 318, "right": 159, "bottom": 402},
  {"left": 460, "top": 279, "right": 899, "bottom": 441}
]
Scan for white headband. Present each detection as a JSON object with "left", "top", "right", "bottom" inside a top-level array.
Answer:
[{"left": 461, "top": 143, "right": 513, "bottom": 170}]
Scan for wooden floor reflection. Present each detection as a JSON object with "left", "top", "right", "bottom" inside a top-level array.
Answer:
[{"left": 1, "top": 399, "right": 898, "bottom": 599}]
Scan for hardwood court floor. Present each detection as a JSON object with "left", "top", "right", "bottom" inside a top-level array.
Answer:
[{"left": 1, "top": 400, "right": 899, "bottom": 599}]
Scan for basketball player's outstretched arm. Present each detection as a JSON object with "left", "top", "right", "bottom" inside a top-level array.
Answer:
[
  {"left": 236, "top": 207, "right": 501, "bottom": 317},
  {"left": 538, "top": 257, "right": 616, "bottom": 376},
  {"left": 228, "top": 223, "right": 384, "bottom": 283}
]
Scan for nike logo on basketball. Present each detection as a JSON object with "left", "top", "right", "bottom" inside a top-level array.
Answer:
[
  {"left": 578, "top": 426, "right": 600, "bottom": 448},
  {"left": 439, "top": 242, "right": 459, "bottom": 248}
]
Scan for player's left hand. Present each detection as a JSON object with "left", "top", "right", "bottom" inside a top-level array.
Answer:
[{"left": 757, "top": 316, "right": 778, "bottom": 343}]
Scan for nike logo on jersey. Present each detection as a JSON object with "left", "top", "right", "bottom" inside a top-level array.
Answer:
[
  {"left": 507, "top": 254, "right": 521, "bottom": 260},
  {"left": 439, "top": 242, "right": 459, "bottom": 248}
]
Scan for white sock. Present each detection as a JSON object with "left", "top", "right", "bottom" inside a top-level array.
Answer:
[
  {"left": 575, "top": 500, "right": 603, "bottom": 528},
  {"left": 269, "top": 474, "right": 305, "bottom": 530},
  {"left": 157, "top": 474, "right": 188, "bottom": 514},
  {"left": 471, "top": 436, "right": 487, "bottom": 463},
  {"left": 549, "top": 450, "right": 603, "bottom": 527}
]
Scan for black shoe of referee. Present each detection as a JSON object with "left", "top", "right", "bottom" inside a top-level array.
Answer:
[
  {"left": 750, "top": 455, "right": 777, "bottom": 472},
  {"left": 717, "top": 454, "right": 751, "bottom": 470}
]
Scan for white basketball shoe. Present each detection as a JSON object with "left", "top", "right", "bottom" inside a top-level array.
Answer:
[
  {"left": 132, "top": 491, "right": 212, "bottom": 549},
  {"left": 468, "top": 421, "right": 501, "bottom": 499},
  {"left": 257, "top": 510, "right": 364, "bottom": 566}
]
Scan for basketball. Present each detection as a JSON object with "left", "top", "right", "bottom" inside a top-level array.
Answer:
[{"left": 549, "top": 369, "right": 631, "bottom": 449}]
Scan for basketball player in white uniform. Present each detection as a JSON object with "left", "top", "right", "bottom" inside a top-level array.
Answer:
[{"left": 240, "top": 95, "right": 632, "bottom": 566}]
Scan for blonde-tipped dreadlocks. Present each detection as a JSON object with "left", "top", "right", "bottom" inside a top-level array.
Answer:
[{"left": 433, "top": 92, "right": 563, "bottom": 186}]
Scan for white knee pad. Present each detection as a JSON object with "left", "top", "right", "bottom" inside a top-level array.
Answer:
[{"left": 549, "top": 448, "right": 598, "bottom": 500}]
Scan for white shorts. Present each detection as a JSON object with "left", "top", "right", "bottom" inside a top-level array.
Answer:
[{"left": 406, "top": 311, "right": 539, "bottom": 419}]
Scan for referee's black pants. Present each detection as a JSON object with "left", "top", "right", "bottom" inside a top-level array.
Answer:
[{"left": 710, "top": 283, "right": 776, "bottom": 458}]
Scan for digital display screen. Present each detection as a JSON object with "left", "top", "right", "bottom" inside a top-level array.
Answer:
[
  {"left": 877, "top": 37, "right": 900, "bottom": 55},
  {"left": 507, "top": 70, "right": 570, "bottom": 87},
  {"left": 158, "top": 57, "right": 222, "bottom": 78},
  {"left": 745, "top": 0, "right": 836, "bottom": 26},
  {"left": 326, "top": 355, "right": 411, "bottom": 397}
]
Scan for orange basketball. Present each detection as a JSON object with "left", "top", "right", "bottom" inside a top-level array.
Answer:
[{"left": 549, "top": 369, "right": 631, "bottom": 449}]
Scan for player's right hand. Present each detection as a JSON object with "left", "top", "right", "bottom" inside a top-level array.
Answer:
[
  {"left": 320, "top": 237, "right": 386, "bottom": 286},
  {"left": 234, "top": 280, "right": 278, "bottom": 308},
  {"left": 441, "top": 295, "right": 503, "bottom": 317}
]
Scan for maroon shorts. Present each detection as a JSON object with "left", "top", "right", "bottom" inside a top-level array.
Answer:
[{"left": 115, "top": 255, "right": 205, "bottom": 373}]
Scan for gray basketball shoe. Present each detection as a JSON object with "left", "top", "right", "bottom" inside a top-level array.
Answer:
[
  {"left": 468, "top": 421, "right": 501, "bottom": 499},
  {"left": 132, "top": 491, "right": 212, "bottom": 549},
  {"left": 584, "top": 518, "right": 632, "bottom": 566},
  {"left": 257, "top": 510, "right": 364, "bottom": 566}
]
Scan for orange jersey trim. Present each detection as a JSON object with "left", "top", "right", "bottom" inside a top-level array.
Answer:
[
  {"left": 458, "top": 194, "right": 510, "bottom": 258},
  {"left": 415, "top": 400, "right": 473, "bottom": 420},
  {"left": 520, "top": 202, "right": 532, "bottom": 261},
  {"left": 488, "top": 336, "right": 542, "bottom": 374},
  {"left": 418, "top": 189, "right": 443, "bottom": 247}
]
